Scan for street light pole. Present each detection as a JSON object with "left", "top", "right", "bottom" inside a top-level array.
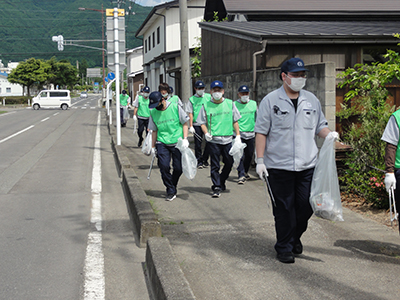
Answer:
[{"left": 78, "top": 6, "right": 106, "bottom": 100}]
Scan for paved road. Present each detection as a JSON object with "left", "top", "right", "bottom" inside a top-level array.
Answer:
[{"left": 0, "top": 96, "right": 150, "bottom": 300}]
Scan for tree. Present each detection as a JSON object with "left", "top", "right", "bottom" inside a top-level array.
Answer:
[
  {"left": 8, "top": 58, "right": 50, "bottom": 96},
  {"left": 47, "top": 57, "right": 78, "bottom": 89},
  {"left": 337, "top": 40, "right": 400, "bottom": 208}
]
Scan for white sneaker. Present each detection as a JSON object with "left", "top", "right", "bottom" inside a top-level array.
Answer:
[{"left": 166, "top": 194, "right": 176, "bottom": 201}]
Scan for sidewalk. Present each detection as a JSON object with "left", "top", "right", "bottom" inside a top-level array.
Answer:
[{"left": 112, "top": 113, "right": 400, "bottom": 300}]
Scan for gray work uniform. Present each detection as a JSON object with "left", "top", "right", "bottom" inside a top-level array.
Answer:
[
  {"left": 254, "top": 85, "right": 328, "bottom": 171},
  {"left": 382, "top": 116, "right": 399, "bottom": 145}
]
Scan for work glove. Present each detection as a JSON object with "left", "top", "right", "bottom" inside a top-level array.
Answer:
[
  {"left": 205, "top": 132, "right": 213, "bottom": 142},
  {"left": 151, "top": 147, "right": 157, "bottom": 157},
  {"left": 133, "top": 115, "right": 138, "bottom": 122},
  {"left": 385, "top": 173, "right": 396, "bottom": 193},
  {"left": 235, "top": 135, "right": 241, "bottom": 143},
  {"left": 256, "top": 157, "right": 268, "bottom": 180},
  {"left": 326, "top": 131, "right": 339, "bottom": 141},
  {"left": 182, "top": 138, "right": 189, "bottom": 148},
  {"left": 189, "top": 126, "right": 195, "bottom": 134}
]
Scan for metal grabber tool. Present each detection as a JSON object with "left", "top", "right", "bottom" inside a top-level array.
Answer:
[
  {"left": 147, "top": 153, "right": 156, "bottom": 180},
  {"left": 263, "top": 172, "right": 276, "bottom": 208}
]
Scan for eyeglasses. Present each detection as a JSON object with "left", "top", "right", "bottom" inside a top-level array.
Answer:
[{"left": 287, "top": 72, "right": 307, "bottom": 78}]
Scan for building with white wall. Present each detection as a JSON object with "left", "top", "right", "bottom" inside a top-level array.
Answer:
[
  {"left": 0, "top": 60, "right": 24, "bottom": 97},
  {"left": 126, "top": 46, "right": 144, "bottom": 98},
  {"left": 135, "top": 0, "right": 205, "bottom": 97}
]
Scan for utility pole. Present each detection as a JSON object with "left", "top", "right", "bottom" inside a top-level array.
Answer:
[{"left": 179, "top": 0, "right": 191, "bottom": 104}]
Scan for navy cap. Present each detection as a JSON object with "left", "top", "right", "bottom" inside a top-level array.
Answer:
[
  {"left": 122, "top": 90, "right": 127, "bottom": 94},
  {"left": 210, "top": 80, "right": 223, "bottom": 89},
  {"left": 143, "top": 86, "right": 150, "bottom": 93},
  {"left": 194, "top": 80, "right": 205, "bottom": 88},
  {"left": 149, "top": 91, "right": 162, "bottom": 109},
  {"left": 281, "top": 58, "right": 308, "bottom": 74},
  {"left": 238, "top": 85, "right": 249, "bottom": 93},
  {"left": 169, "top": 86, "right": 174, "bottom": 94}
]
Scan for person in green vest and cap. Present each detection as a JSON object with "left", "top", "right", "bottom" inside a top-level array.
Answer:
[
  {"left": 186, "top": 80, "right": 211, "bottom": 168},
  {"left": 119, "top": 90, "right": 131, "bottom": 127},
  {"left": 159, "top": 82, "right": 183, "bottom": 107},
  {"left": 235, "top": 85, "right": 258, "bottom": 184},
  {"left": 197, "top": 80, "right": 242, "bottom": 198},
  {"left": 382, "top": 111, "right": 400, "bottom": 234},
  {"left": 133, "top": 86, "right": 151, "bottom": 147},
  {"left": 148, "top": 91, "right": 190, "bottom": 201}
]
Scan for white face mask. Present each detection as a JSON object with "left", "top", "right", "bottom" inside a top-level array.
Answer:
[
  {"left": 286, "top": 76, "right": 306, "bottom": 92},
  {"left": 240, "top": 95, "right": 250, "bottom": 103},
  {"left": 161, "top": 92, "right": 169, "bottom": 98},
  {"left": 196, "top": 89, "right": 204, "bottom": 97},
  {"left": 142, "top": 93, "right": 149, "bottom": 98},
  {"left": 212, "top": 92, "right": 223, "bottom": 101}
]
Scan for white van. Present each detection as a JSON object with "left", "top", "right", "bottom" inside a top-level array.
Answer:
[{"left": 32, "top": 90, "right": 71, "bottom": 110}]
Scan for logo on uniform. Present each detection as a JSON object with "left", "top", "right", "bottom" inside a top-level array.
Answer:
[
  {"left": 297, "top": 61, "right": 303, "bottom": 67},
  {"left": 307, "top": 102, "right": 312, "bottom": 108}
]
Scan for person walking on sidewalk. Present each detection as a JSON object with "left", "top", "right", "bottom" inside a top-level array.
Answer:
[
  {"left": 148, "top": 91, "right": 190, "bottom": 201},
  {"left": 133, "top": 86, "right": 151, "bottom": 147},
  {"left": 382, "top": 110, "right": 400, "bottom": 234},
  {"left": 186, "top": 80, "right": 211, "bottom": 169},
  {"left": 198, "top": 80, "right": 241, "bottom": 198},
  {"left": 254, "top": 57, "right": 338, "bottom": 264},
  {"left": 159, "top": 83, "right": 183, "bottom": 107},
  {"left": 235, "top": 85, "right": 257, "bottom": 184},
  {"left": 119, "top": 90, "right": 131, "bottom": 127}
]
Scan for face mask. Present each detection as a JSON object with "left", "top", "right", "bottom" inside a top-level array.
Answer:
[
  {"left": 240, "top": 96, "right": 250, "bottom": 103},
  {"left": 196, "top": 89, "right": 204, "bottom": 97},
  {"left": 161, "top": 93, "right": 169, "bottom": 98},
  {"left": 142, "top": 93, "right": 149, "bottom": 98},
  {"left": 156, "top": 102, "right": 164, "bottom": 111},
  {"left": 212, "top": 92, "right": 223, "bottom": 101},
  {"left": 286, "top": 76, "right": 306, "bottom": 92}
]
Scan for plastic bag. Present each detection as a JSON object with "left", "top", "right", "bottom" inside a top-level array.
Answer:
[
  {"left": 141, "top": 130, "right": 153, "bottom": 156},
  {"left": 175, "top": 137, "right": 197, "bottom": 180},
  {"left": 122, "top": 106, "right": 130, "bottom": 120},
  {"left": 229, "top": 137, "right": 247, "bottom": 169},
  {"left": 309, "top": 136, "right": 344, "bottom": 221}
]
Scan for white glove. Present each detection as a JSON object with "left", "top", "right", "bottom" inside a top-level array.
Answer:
[
  {"left": 385, "top": 173, "right": 396, "bottom": 193},
  {"left": 235, "top": 135, "right": 241, "bottom": 143},
  {"left": 182, "top": 138, "right": 189, "bottom": 148},
  {"left": 205, "top": 132, "right": 213, "bottom": 142},
  {"left": 189, "top": 126, "right": 195, "bottom": 134},
  {"left": 133, "top": 115, "right": 137, "bottom": 122},
  {"left": 151, "top": 147, "right": 157, "bottom": 157},
  {"left": 256, "top": 158, "right": 268, "bottom": 180},
  {"left": 326, "top": 131, "right": 339, "bottom": 141}
]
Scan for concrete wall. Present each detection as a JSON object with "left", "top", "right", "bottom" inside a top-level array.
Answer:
[{"left": 201, "top": 62, "right": 336, "bottom": 132}]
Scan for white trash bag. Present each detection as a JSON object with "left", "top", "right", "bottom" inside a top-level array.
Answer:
[
  {"left": 175, "top": 137, "right": 197, "bottom": 180},
  {"left": 309, "top": 135, "right": 344, "bottom": 221},
  {"left": 229, "top": 137, "right": 247, "bottom": 169},
  {"left": 141, "top": 130, "right": 153, "bottom": 156}
]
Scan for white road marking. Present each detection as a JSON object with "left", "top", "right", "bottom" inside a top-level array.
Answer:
[
  {"left": 83, "top": 112, "right": 105, "bottom": 300},
  {"left": 53, "top": 112, "right": 60, "bottom": 116},
  {"left": 0, "top": 111, "right": 16, "bottom": 117},
  {"left": 41, "top": 117, "right": 50, "bottom": 122},
  {"left": 0, "top": 125, "right": 34, "bottom": 144}
]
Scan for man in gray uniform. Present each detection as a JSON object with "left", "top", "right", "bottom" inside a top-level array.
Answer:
[{"left": 255, "top": 57, "right": 338, "bottom": 263}]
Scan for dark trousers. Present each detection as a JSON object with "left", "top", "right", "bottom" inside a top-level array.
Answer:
[
  {"left": 193, "top": 125, "right": 210, "bottom": 165},
  {"left": 137, "top": 118, "right": 149, "bottom": 144},
  {"left": 268, "top": 168, "right": 315, "bottom": 254},
  {"left": 394, "top": 169, "right": 400, "bottom": 233},
  {"left": 237, "top": 137, "right": 255, "bottom": 178},
  {"left": 208, "top": 142, "right": 234, "bottom": 191},
  {"left": 156, "top": 143, "right": 182, "bottom": 195},
  {"left": 120, "top": 107, "right": 126, "bottom": 125}
]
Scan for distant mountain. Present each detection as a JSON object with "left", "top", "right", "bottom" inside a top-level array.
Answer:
[{"left": 0, "top": 0, "right": 152, "bottom": 68}]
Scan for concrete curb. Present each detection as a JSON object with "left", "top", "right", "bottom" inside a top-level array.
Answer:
[
  {"left": 146, "top": 237, "right": 196, "bottom": 300},
  {"left": 111, "top": 136, "right": 131, "bottom": 177},
  {"left": 121, "top": 167, "right": 162, "bottom": 247}
]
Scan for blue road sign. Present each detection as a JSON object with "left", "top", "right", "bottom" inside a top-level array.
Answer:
[{"left": 107, "top": 72, "right": 115, "bottom": 80}]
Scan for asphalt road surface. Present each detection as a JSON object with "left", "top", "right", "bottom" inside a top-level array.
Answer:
[{"left": 0, "top": 95, "right": 150, "bottom": 300}]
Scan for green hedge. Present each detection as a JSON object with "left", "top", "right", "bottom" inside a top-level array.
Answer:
[{"left": 0, "top": 96, "right": 32, "bottom": 105}]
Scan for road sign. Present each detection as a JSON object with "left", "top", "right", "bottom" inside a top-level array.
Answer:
[
  {"left": 107, "top": 72, "right": 115, "bottom": 80},
  {"left": 106, "top": 9, "right": 125, "bottom": 16}
]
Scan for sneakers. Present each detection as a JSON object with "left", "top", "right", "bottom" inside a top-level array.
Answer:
[
  {"left": 238, "top": 176, "right": 246, "bottom": 184},
  {"left": 166, "top": 194, "right": 176, "bottom": 201},
  {"left": 277, "top": 252, "right": 295, "bottom": 264},
  {"left": 245, "top": 173, "right": 250, "bottom": 179},
  {"left": 292, "top": 241, "right": 303, "bottom": 255},
  {"left": 212, "top": 189, "right": 221, "bottom": 198},
  {"left": 203, "top": 161, "right": 209, "bottom": 168},
  {"left": 197, "top": 163, "right": 204, "bottom": 169}
]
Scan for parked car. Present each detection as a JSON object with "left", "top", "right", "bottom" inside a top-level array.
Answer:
[
  {"left": 80, "top": 91, "right": 88, "bottom": 98},
  {"left": 32, "top": 90, "right": 71, "bottom": 110}
]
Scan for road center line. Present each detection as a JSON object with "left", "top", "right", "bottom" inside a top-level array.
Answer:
[
  {"left": 41, "top": 117, "right": 50, "bottom": 122},
  {"left": 0, "top": 125, "right": 34, "bottom": 144},
  {"left": 83, "top": 111, "right": 105, "bottom": 300}
]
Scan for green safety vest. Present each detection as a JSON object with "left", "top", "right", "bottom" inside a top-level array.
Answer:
[
  {"left": 190, "top": 93, "right": 211, "bottom": 122},
  {"left": 150, "top": 103, "right": 183, "bottom": 144},
  {"left": 120, "top": 94, "right": 129, "bottom": 106},
  {"left": 137, "top": 95, "right": 150, "bottom": 118},
  {"left": 235, "top": 100, "right": 257, "bottom": 132},
  {"left": 203, "top": 99, "right": 233, "bottom": 136},
  {"left": 168, "top": 95, "right": 180, "bottom": 105},
  {"left": 392, "top": 109, "right": 400, "bottom": 168}
]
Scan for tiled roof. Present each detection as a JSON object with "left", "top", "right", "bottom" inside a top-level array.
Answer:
[{"left": 199, "top": 21, "right": 400, "bottom": 43}]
